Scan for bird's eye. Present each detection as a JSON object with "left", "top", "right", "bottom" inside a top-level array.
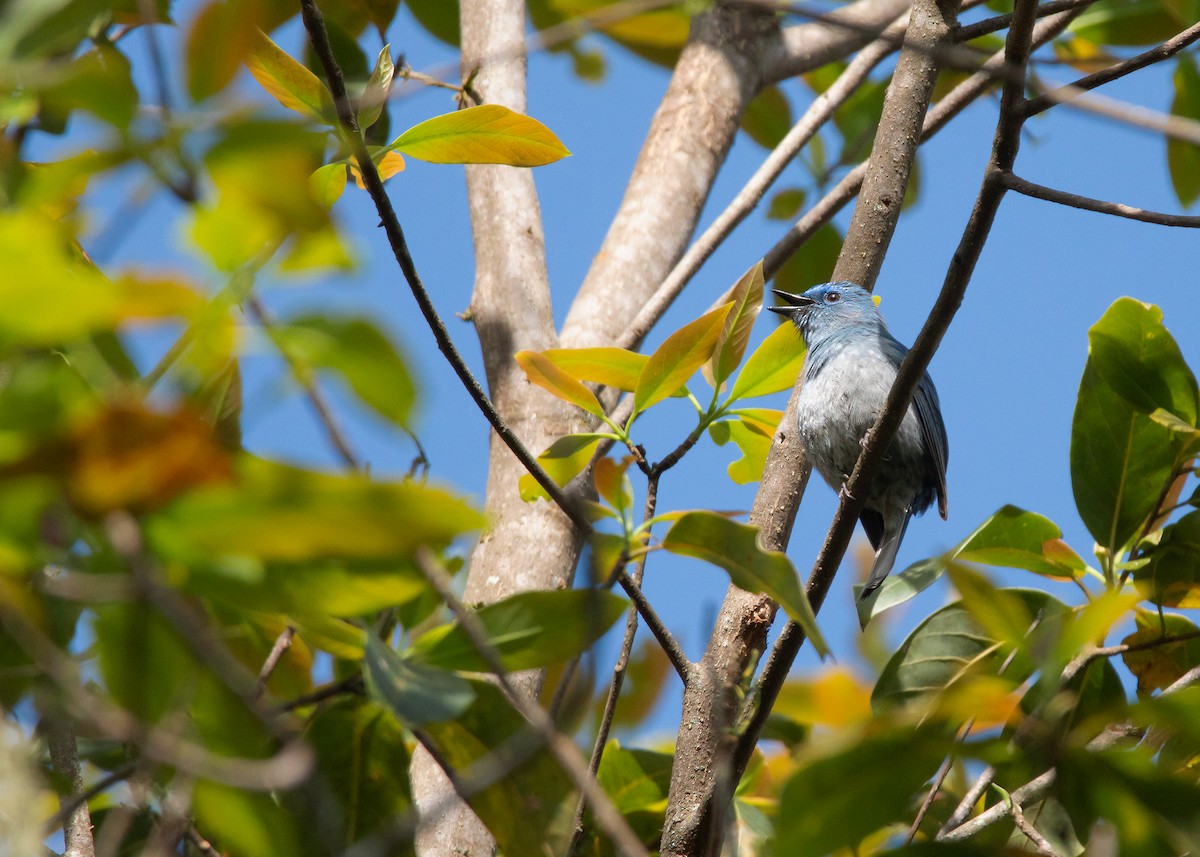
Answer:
[{"left": 825, "top": 292, "right": 840, "bottom": 303}]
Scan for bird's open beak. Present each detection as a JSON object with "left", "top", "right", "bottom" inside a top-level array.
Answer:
[{"left": 767, "top": 289, "right": 815, "bottom": 315}]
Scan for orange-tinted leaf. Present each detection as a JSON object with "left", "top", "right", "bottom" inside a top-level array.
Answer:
[
  {"left": 390, "top": 104, "right": 570, "bottom": 166},
  {"left": 515, "top": 351, "right": 605, "bottom": 417},
  {"left": 593, "top": 456, "right": 633, "bottom": 514},
  {"left": 634, "top": 304, "right": 732, "bottom": 414},
  {"left": 707, "top": 261, "right": 765, "bottom": 386},
  {"left": 350, "top": 150, "right": 405, "bottom": 188},
  {"left": 245, "top": 28, "right": 334, "bottom": 123},
  {"left": 542, "top": 347, "right": 648, "bottom": 392},
  {"left": 187, "top": 0, "right": 263, "bottom": 101}
]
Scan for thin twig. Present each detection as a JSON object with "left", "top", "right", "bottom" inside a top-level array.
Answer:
[
  {"left": 247, "top": 296, "right": 362, "bottom": 470},
  {"left": 567, "top": 475, "right": 661, "bottom": 856},
  {"left": 1010, "top": 799, "right": 1060, "bottom": 856},
  {"left": 1004, "top": 173, "right": 1200, "bottom": 227},
  {"left": 953, "top": 0, "right": 1096, "bottom": 41},
  {"left": 298, "top": 0, "right": 591, "bottom": 534},
  {"left": 413, "top": 549, "right": 650, "bottom": 857},
  {"left": 1033, "top": 77, "right": 1200, "bottom": 145},
  {"left": 43, "top": 762, "right": 137, "bottom": 837},
  {"left": 275, "top": 674, "right": 366, "bottom": 712},
  {"left": 1024, "top": 19, "right": 1200, "bottom": 117},
  {"left": 254, "top": 624, "right": 297, "bottom": 700},
  {"left": 940, "top": 765, "right": 996, "bottom": 834}
]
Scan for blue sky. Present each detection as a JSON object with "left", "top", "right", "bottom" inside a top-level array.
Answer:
[{"left": 61, "top": 4, "right": 1200, "bottom": 736}]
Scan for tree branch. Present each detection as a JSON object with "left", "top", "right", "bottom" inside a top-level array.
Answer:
[
  {"left": 44, "top": 715, "right": 96, "bottom": 857},
  {"left": 1003, "top": 173, "right": 1200, "bottom": 227}
]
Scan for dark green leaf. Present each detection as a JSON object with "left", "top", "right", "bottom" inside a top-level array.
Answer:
[
  {"left": 663, "top": 511, "right": 828, "bottom": 656},
  {"left": 741, "top": 85, "right": 792, "bottom": 149},
  {"left": 1071, "top": 0, "right": 1198, "bottom": 46},
  {"left": 767, "top": 187, "right": 806, "bottom": 221},
  {"left": 364, "top": 634, "right": 475, "bottom": 726},
  {"left": 1133, "top": 510, "right": 1200, "bottom": 609},
  {"left": 404, "top": 0, "right": 460, "bottom": 45},
  {"left": 407, "top": 589, "right": 627, "bottom": 671},
  {"left": 1122, "top": 609, "right": 1200, "bottom": 693},
  {"left": 1170, "top": 54, "right": 1200, "bottom": 207},
  {"left": 772, "top": 223, "right": 842, "bottom": 294}
]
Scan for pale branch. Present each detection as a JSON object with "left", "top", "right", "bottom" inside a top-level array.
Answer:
[
  {"left": 413, "top": 550, "right": 650, "bottom": 857},
  {"left": 254, "top": 624, "right": 296, "bottom": 700},
  {"left": 761, "top": 5, "right": 1084, "bottom": 280},
  {"left": 43, "top": 762, "right": 138, "bottom": 838},
  {"left": 1003, "top": 173, "right": 1200, "bottom": 227},
  {"left": 1010, "top": 800, "right": 1061, "bottom": 857},
  {"left": 297, "top": 0, "right": 591, "bottom": 534},
  {"left": 760, "top": 0, "right": 915, "bottom": 84},
  {"left": 733, "top": 0, "right": 1045, "bottom": 798},
  {"left": 940, "top": 765, "right": 997, "bottom": 834},
  {"left": 246, "top": 296, "right": 362, "bottom": 471},
  {"left": 660, "top": 0, "right": 963, "bottom": 849},
  {"left": 44, "top": 715, "right": 96, "bottom": 857},
  {"left": 1033, "top": 77, "right": 1200, "bottom": 145},
  {"left": 1024, "top": 19, "right": 1200, "bottom": 118},
  {"left": 567, "top": 475, "right": 662, "bottom": 857},
  {"left": 617, "top": 11, "right": 908, "bottom": 352}
]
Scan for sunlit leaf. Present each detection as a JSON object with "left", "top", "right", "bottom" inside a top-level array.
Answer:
[
  {"left": 515, "top": 350, "right": 606, "bottom": 417},
  {"left": 1133, "top": 511, "right": 1200, "bottom": 608},
  {"left": 541, "top": 346, "right": 647, "bottom": 391},
  {"left": 663, "top": 511, "right": 828, "bottom": 656},
  {"left": 192, "top": 780, "right": 302, "bottom": 857},
  {"left": 245, "top": 27, "right": 335, "bottom": 123},
  {"left": 408, "top": 590, "right": 627, "bottom": 672},
  {"left": 358, "top": 44, "right": 394, "bottom": 129},
  {"left": 723, "top": 410, "right": 781, "bottom": 484},
  {"left": 187, "top": 0, "right": 262, "bottom": 101},
  {"left": 707, "top": 261, "right": 765, "bottom": 386},
  {"left": 728, "top": 319, "right": 806, "bottom": 401},
  {"left": 364, "top": 634, "right": 475, "bottom": 726},
  {"left": 350, "top": 149, "right": 406, "bottom": 187},
  {"left": 518, "top": 433, "right": 606, "bottom": 502},
  {"left": 634, "top": 304, "right": 732, "bottom": 414},
  {"left": 268, "top": 315, "right": 416, "bottom": 427},
  {"left": 309, "top": 163, "right": 349, "bottom": 208},
  {"left": 390, "top": 104, "right": 570, "bottom": 166},
  {"left": 772, "top": 669, "right": 873, "bottom": 728}
]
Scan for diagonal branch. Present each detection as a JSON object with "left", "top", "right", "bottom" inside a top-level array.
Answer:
[{"left": 1003, "top": 173, "right": 1200, "bottom": 227}]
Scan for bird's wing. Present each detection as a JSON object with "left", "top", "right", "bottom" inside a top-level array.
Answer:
[{"left": 881, "top": 332, "right": 949, "bottom": 519}]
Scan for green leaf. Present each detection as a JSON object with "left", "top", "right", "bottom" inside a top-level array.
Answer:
[
  {"left": 364, "top": 634, "right": 475, "bottom": 726},
  {"left": 706, "top": 261, "right": 765, "bottom": 386},
  {"left": 192, "top": 780, "right": 303, "bottom": 857},
  {"left": 1088, "top": 297, "right": 1198, "bottom": 423},
  {"left": 517, "top": 433, "right": 606, "bottom": 502},
  {"left": 1072, "top": 362, "right": 1185, "bottom": 555},
  {"left": 662, "top": 511, "right": 828, "bottom": 656},
  {"left": 727, "top": 318, "right": 806, "bottom": 401},
  {"left": 741, "top": 85, "right": 792, "bottom": 149},
  {"left": 306, "top": 699, "right": 412, "bottom": 844},
  {"left": 407, "top": 590, "right": 628, "bottom": 671},
  {"left": 39, "top": 44, "right": 138, "bottom": 129},
  {"left": 309, "top": 163, "right": 349, "bottom": 208},
  {"left": 358, "top": 44, "right": 394, "bottom": 129},
  {"left": 634, "top": 303, "right": 733, "bottom": 414},
  {"left": 872, "top": 588, "right": 1069, "bottom": 710},
  {"left": 404, "top": 0, "right": 460, "bottom": 45},
  {"left": 855, "top": 556, "right": 945, "bottom": 627},
  {"left": 268, "top": 315, "right": 415, "bottom": 427},
  {"left": 1071, "top": 0, "right": 1198, "bottom": 46},
  {"left": 148, "top": 457, "right": 483, "bottom": 564},
  {"left": 515, "top": 350, "right": 605, "bottom": 417},
  {"left": 1133, "top": 510, "right": 1200, "bottom": 609},
  {"left": 774, "top": 725, "right": 952, "bottom": 857},
  {"left": 245, "top": 28, "right": 335, "bottom": 124},
  {"left": 767, "top": 187, "right": 807, "bottom": 221},
  {"left": 723, "top": 410, "right": 781, "bottom": 485},
  {"left": 186, "top": 0, "right": 259, "bottom": 102},
  {"left": 773, "top": 223, "right": 843, "bottom": 295},
  {"left": 390, "top": 104, "right": 570, "bottom": 166},
  {"left": 596, "top": 742, "right": 674, "bottom": 813},
  {"left": 1170, "top": 54, "right": 1200, "bottom": 207},
  {"left": 541, "top": 346, "right": 648, "bottom": 391}
]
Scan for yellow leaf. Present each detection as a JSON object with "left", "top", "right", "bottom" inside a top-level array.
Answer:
[
  {"left": 350, "top": 150, "right": 406, "bottom": 188},
  {"left": 390, "top": 104, "right": 570, "bottom": 167},
  {"left": 244, "top": 28, "right": 334, "bottom": 123},
  {"left": 515, "top": 351, "right": 605, "bottom": 417}
]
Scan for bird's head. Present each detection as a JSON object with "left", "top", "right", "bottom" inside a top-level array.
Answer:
[{"left": 767, "top": 281, "right": 881, "bottom": 344}]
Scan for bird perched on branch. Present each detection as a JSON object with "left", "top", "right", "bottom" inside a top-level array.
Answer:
[{"left": 769, "top": 282, "right": 948, "bottom": 600}]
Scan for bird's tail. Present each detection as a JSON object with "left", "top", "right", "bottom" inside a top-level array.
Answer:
[{"left": 859, "top": 508, "right": 912, "bottom": 601}]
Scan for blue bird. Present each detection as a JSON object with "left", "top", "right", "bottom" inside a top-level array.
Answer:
[{"left": 768, "top": 282, "right": 948, "bottom": 600}]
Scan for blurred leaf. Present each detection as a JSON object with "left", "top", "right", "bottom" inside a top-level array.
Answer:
[
  {"left": 724, "top": 410, "right": 781, "bottom": 484},
  {"left": 518, "top": 433, "right": 606, "bottom": 502},
  {"left": 269, "top": 315, "right": 415, "bottom": 427},
  {"left": 873, "top": 588, "right": 1068, "bottom": 710},
  {"left": 350, "top": 148, "right": 406, "bottom": 187},
  {"left": 515, "top": 350, "right": 606, "bottom": 417},
  {"left": 148, "top": 456, "right": 483, "bottom": 564},
  {"left": 607, "top": 640, "right": 670, "bottom": 729},
  {"left": 187, "top": 0, "right": 265, "bottom": 101},
  {"left": 1071, "top": 0, "right": 1198, "bottom": 46},
  {"left": 1122, "top": 609, "right": 1200, "bottom": 693},
  {"left": 306, "top": 698, "right": 411, "bottom": 843},
  {"left": 39, "top": 44, "right": 138, "bottom": 129},
  {"left": 596, "top": 742, "right": 673, "bottom": 813},
  {"left": 772, "top": 669, "right": 873, "bottom": 728},
  {"left": 1072, "top": 365, "right": 1187, "bottom": 555},
  {"left": 767, "top": 187, "right": 807, "bottom": 221},
  {"left": 309, "top": 163, "right": 349, "bottom": 208},
  {"left": 634, "top": 303, "right": 732, "bottom": 414},
  {"left": 542, "top": 346, "right": 648, "bottom": 392},
  {"left": 834, "top": 78, "right": 887, "bottom": 164},
  {"left": 549, "top": 0, "right": 690, "bottom": 66},
  {"left": 408, "top": 590, "right": 627, "bottom": 672},
  {"left": 364, "top": 634, "right": 475, "bottom": 725},
  {"left": 358, "top": 44, "right": 394, "bottom": 129},
  {"left": 245, "top": 28, "right": 335, "bottom": 123},
  {"left": 66, "top": 400, "right": 235, "bottom": 516},
  {"left": 404, "top": 0, "right": 459, "bottom": 45},
  {"left": 1053, "top": 35, "right": 1118, "bottom": 74},
  {"left": 663, "top": 511, "right": 828, "bottom": 656},
  {"left": 192, "top": 780, "right": 303, "bottom": 857},
  {"left": 741, "top": 85, "right": 792, "bottom": 149},
  {"left": 420, "top": 680, "right": 572, "bottom": 855},
  {"left": 773, "top": 223, "right": 842, "bottom": 294},
  {"left": 1170, "top": 54, "right": 1200, "bottom": 208},
  {"left": 706, "top": 261, "right": 765, "bottom": 387},
  {"left": 594, "top": 455, "right": 634, "bottom": 515},
  {"left": 1134, "top": 511, "right": 1200, "bottom": 608},
  {"left": 390, "top": 104, "right": 570, "bottom": 166},
  {"left": 728, "top": 319, "right": 805, "bottom": 401},
  {"left": 1088, "top": 297, "right": 1198, "bottom": 423},
  {"left": 774, "top": 725, "right": 952, "bottom": 856}
]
